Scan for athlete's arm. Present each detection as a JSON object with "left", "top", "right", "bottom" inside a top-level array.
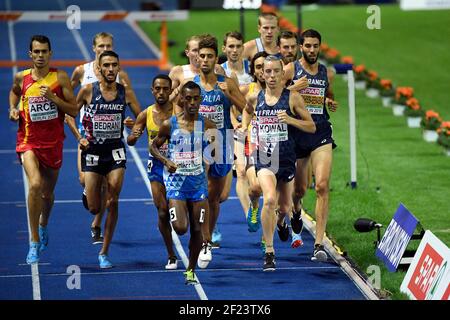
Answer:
[
  {"left": 279, "top": 91, "right": 316, "bottom": 133},
  {"left": 9, "top": 71, "right": 22, "bottom": 121},
  {"left": 150, "top": 119, "right": 177, "bottom": 173},
  {"left": 224, "top": 77, "right": 246, "bottom": 112},
  {"left": 127, "top": 108, "right": 147, "bottom": 146},
  {"left": 284, "top": 62, "right": 308, "bottom": 91},
  {"left": 240, "top": 91, "right": 257, "bottom": 132},
  {"left": 76, "top": 84, "right": 92, "bottom": 112},
  {"left": 230, "top": 105, "right": 241, "bottom": 130},
  {"left": 120, "top": 70, "right": 141, "bottom": 117},
  {"left": 70, "top": 65, "right": 84, "bottom": 90},
  {"left": 168, "top": 66, "right": 182, "bottom": 102},
  {"left": 44, "top": 70, "right": 77, "bottom": 117},
  {"left": 65, "top": 115, "right": 82, "bottom": 141},
  {"left": 243, "top": 41, "right": 256, "bottom": 61}
]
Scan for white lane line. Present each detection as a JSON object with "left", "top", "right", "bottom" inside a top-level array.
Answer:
[
  {"left": 123, "top": 130, "right": 208, "bottom": 300},
  {"left": 0, "top": 197, "right": 239, "bottom": 206},
  {"left": 21, "top": 168, "right": 42, "bottom": 300},
  {"left": 7, "top": 0, "right": 42, "bottom": 299},
  {"left": 0, "top": 265, "right": 340, "bottom": 279}
]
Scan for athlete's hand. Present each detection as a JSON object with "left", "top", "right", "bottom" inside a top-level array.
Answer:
[
  {"left": 287, "top": 76, "right": 308, "bottom": 91},
  {"left": 217, "top": 81, "right": 229, "bottom": 94},
  {"left": 79, "top": 138, "right": 89, "bottom": 151},
  {"left": 131, "top": 126, "right": 143, "bottom": 138},
  {"left": 39, "top": 85, "right": 55, "bottom": 101},
  {"left": 235, "top": 126, "right": 248, "bottom": 141},
  {"left": 277, "top": 110, "right": 292, "bottom": 125},
  {"left": 9, "top": 108, "right": 19, "bottom": 122},
  {"left": 123, "top": 116, "right": 135, "bottom": 128},
  {"left": 326, "top": 98, "right": 338, "bottom": 112},
  {"left": 164, "top": 159, "right": 177, "bottom": 173}
]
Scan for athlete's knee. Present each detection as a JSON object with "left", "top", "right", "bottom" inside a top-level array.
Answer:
[
  {"left": 315, "top": 180, "right": 329, "bottom": 197},
  {"left": 293, "top": 184, "right": 307, "bottom": 201},
  {"left": 88, "top": 203, "right": 101, "bottom": 215},
  {"left": 263, "top": 194, "right": 277, "bottom": 210},
  {"left": 249, "top": 183, "right": 262, "bottom": 198},
  {"left": 173, "top": 223, "right": 188, "bottom": 236},
  {"left": 236, "top": 165, "right": 246, "bottom": 179},
  {"left": 28, "top": 177, "right": 41, "bottom": 195},
  {"left": 41, "top": 191, "right": 54, "bottom": 202}
]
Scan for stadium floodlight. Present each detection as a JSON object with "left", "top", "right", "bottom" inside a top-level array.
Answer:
[
  {"left": 334, "top": 63, "right": 357, "bottom": 189},
  {"left": 354, "top": 218, "right": 383, "bottom": 248}
]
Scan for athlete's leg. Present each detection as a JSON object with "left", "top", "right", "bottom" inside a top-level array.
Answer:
[
  {"left": 188, "top": 199, "right": 209, "bottom": 272},
  {"left": 99, "top": 168, "right": 125, "bottom": 256},
  {"left": 84, "top": 171, "right": 105, "bottom": 215},
  {"left": 21, "top": 151, "right": 44, "bottom": 243},
  {"left": 219, "top": 170, "right": 232, "bottom": 203},
  {"left": 77, "top": 146, "right": 85, "bottom": 187},
  {"left": 207, "top": 175, "right": 228, "bottom": 235},
  {"left": 277, "top": 180, "right": 294, "bottom": 225},
  {"left": 168, "top": 199, "right": 190, "bottom": 236},
  {"left": 151, "top": 181, "right": 176, "bottom": 258},
  {"left": 91, "top": 177, "right": 107, "bottom": 229},
  {"left": 38, "top": 165, "right": 60, "bottom": 227},
  {"left": 310, "top": 144, "right": 333, "bottom": 245},
  {"left": 293, "top": 156, "right": 310, "bottom": 214},
  {"left": 257, "top": 169, "right": 278, "bottom": 254}
]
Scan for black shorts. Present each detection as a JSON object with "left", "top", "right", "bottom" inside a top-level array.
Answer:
[
  {"left": 81, "top": 141, "right": 127, "bottom": 176},
  {"left": 255, "top": 161, "right": 296, "bottom": 183},
  {"left": 294, "top": 121, "right": 337, "bottom": 159}
]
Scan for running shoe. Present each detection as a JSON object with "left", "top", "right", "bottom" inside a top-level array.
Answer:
[
  {"left": 165, "top": 256, "right": 178, "bottom": 270},
  {"left": 26, "top": 242, "right": 40, "bottom": 265},
  {"left": 263, "top": 252, "right": 276, "bottom": 271},
  {"left": 290, "top": 210, "right": 303, "bottom": 234},
  {"left": 276, "top": 221, "right": 289, "bottom": 242},
  {"left": 98, "top": 254, "right": 113, "bottom": 269},
  {"left": 39, "top": 225, "right": 48, "bottom": 252},
  {"left": 291, "top": 232, "right": 304, "bottom": 248},
  {"left": 198, "top": 242, "right": 212, "bottom": 269},
  {"left": 91, "top": 226, "right": 104, "bottom": 245},
  {"left": 184, "top": 269, "right": 198, "bottom": 285},
  {"left": 211, "top": 227, "right": 222, "bottom": 247},
  {"left": 246, "top": 203, "right": 261, "bottom": 232},
  {"left": 311, "top": 244, "right": 328, "bottom": 262}
]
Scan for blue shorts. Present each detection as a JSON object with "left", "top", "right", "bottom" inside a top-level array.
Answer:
[
  {"left": 208, "top": 163, "right": 232, "bottom": 178},
  {"left": 147, "top": 157, "right": 164, "bottom": 185},
  {"left": 166, "top": 188, "right": 208, "bottom": 202},
  {"left": 295, "top": 121, "right": 337, "bottom": 159}
]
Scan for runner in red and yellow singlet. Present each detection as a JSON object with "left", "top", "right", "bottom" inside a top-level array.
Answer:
[{"left": 9, "top": 35, "right": 77, "bottom": 265}]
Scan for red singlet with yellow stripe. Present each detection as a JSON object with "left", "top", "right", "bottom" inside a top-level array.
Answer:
[{"left": 16, "top": 68, "right": 66, "bottom": 152}]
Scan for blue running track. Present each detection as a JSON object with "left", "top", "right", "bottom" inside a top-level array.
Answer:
[{"left": 0, "top": 2, "right": 366, "bottom": 301}]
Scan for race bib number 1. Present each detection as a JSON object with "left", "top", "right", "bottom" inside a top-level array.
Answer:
[{"left": 112, "top": 148, "right": 126, "bottom": 161}]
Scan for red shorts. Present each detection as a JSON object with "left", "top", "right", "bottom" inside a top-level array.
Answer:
[{"left": 17, "top": 142, "right": 63, "bottom": 169}]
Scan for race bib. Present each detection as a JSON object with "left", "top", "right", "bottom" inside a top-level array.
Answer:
[
  {"left": 93, "top": 114, "right": 122, "bottom": 139},
  {"left": 199, "top": 104, "right": 224, "bottom": 129},
  {"left": 85, "top": 154, "right": 99, "bottom": 166},
  {"left": 299, "top": 87, "right": 325, "bottom": 114},
  {"left": 28, "top": 96, "right": 58, "bottom": 122},
  {"left": 173, "top": 150, "right": 203, "bottom": 176},
  {"left": 257, "top": 116, "right": 288, "bottom": 143},
  {"left": 112, "top": 148, "right": 126, "bottom": 161}
]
